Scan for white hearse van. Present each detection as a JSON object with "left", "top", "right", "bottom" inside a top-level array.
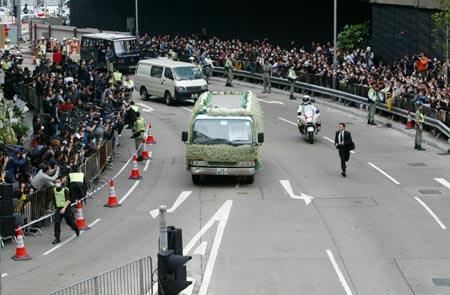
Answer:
[{"left": 135, "top": 58, "right": 208, "bottom": 105}]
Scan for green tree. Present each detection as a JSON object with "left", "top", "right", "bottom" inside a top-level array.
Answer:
[
  {"left": 337, "top": 22, "right": 370, "bottom": 50},
  {"left": 432, "top": 0, "right": 450, "bottom": 86}
]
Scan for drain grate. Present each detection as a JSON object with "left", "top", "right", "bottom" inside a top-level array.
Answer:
[
  {"left": 433, "top": 278, "right": 450, "bottom": 286},
  {"left": 407, "top": 163, "right": 427, "bottom": 167},
  {"left": 419, "top": 189, "right": 442, "bottom": 195}
]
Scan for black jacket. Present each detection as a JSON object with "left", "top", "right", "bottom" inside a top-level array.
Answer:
[{"left": 335, "top": 130, "right": 353, "bottom": 151}]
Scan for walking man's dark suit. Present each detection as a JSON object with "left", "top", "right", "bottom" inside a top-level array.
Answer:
[{"left": 335, "top": 124, "right": 353, "bottom": 177}]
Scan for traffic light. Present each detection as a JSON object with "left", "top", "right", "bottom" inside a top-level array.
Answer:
[
  {"left": 12, "top": 5, "right": 17, "bottom": 18},
  {"left": 158, "top": 226, "right": 192, "bottom": 295}
]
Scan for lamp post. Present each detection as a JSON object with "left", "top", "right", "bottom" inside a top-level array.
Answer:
[
  {"left": 135, "top": 0, "right": 139, "bottom": 38},
  {"left": 332, "top": 0, "right": 338, "bottom": 89}
]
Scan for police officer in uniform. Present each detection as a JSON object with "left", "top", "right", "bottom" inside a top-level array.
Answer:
[
  {"left": 367, "top": 82, "right": 379, "bottom": 125},
  {"left": 52, "top": 178, "right": 79, "bottom": 244},
  {"left": 68, "top": 168, "right": 86, "bottom": 203},
  {"left": 132, "top": 112, "right": 146, "bottom": 161},
  {"left": 203, "top": 56, "right": 214, "bottom": 84},
  {"left": 287, "top": 64, "right": 297, "bottom": 100},
  {"left": 224, "top": 56, "right": 234, "bottom": 87},
  {"left": 415, "top": 104, "right": 426, "bottom": 151},
  {"left": 262, "top": 58, "right": 272, "bottom": 93}
]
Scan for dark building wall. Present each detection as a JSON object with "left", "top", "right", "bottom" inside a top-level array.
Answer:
[
  {"left": 71, "top": 0, "right": 370, "bottom": 48},
  {"left": 371, "top": 4, "right": 443, "bottom": 64}
]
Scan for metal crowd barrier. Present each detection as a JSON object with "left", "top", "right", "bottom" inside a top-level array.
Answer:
[
  {"left": 18, "top": 139, "right": 115, "bottom": 231},
  {"left": 49, "top": 256, "right": 154, "bottom": 295},
  {"left": 212, "top": 67, "right": 450, "bottom": 141}
]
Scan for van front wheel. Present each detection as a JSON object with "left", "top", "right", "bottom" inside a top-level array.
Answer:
[
  {"left": 192, "top": 175, "right": 201, "bottom": 185},
  {"left": 165, "top": 91, "right": 174, "bottom": 106}
]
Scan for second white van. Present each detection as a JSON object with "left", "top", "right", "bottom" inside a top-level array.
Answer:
[{"left": 135, "top": 58, "right": 208, "bottom": 105}]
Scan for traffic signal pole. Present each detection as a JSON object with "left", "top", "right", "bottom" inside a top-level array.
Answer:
[
  {"left": 159, "top": 205, "right": 168, "bottom": 253},
  {"left": 15, "top": 0, "right": 22, "bottom": 43}
]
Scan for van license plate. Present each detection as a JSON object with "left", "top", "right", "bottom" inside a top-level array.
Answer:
[
  {"left": 216, "top": 168, "right": 229, "bottom": 175},
  {"left": 191, "top": 94, "right": 198, "bottom": 99}
]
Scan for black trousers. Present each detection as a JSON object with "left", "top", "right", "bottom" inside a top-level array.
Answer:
[
  {"left": 54, "top": 207, "right": 78, "bottom": 239},
  {"left": 338, "top": 149, "right": 350, "bottom": 173}
]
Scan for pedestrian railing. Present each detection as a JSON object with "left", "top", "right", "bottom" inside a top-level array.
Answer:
[
  {"left": 212, "top": 67, "right": 450, "bottom": 141},
  {"left": 49, "top": 256, "right": 154, "bottom": 295}
]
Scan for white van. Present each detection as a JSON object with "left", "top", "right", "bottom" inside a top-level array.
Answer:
[{"left": 134, "top": 58, "right": 208, "bottom": 105}]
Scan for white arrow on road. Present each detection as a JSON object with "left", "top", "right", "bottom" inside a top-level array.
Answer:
[
  {"left": 193, "top": 241, "right": 208, "bottom": 256},
  {"left": 149, "top": 191, "right": 192, "bottom": 219},
  {"left": 137, "top": 103, "right": 155, "bottom": 113},
  {"left": 258, "top": 98, "right": 285, "bottom": 105},
  {"left": 279, "top": 180, "right": 314, "bottom": 205},
  {"left": 435, "top": 178, "right": 450, "bottom": 190}
]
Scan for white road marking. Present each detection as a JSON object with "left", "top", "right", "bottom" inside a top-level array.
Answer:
[
  {"left": 43, "top": 218, "right": 101, "bottom": 256},
  {"left": 137, "top": 103, "right": 155, "bottom": 113},
  {"left": 434, "top": 178, "right": 450, "bottom": 190},
  {"left": 182, "top": 107, "right": 193, "bottom": 113},
  {"left": 368, "top": 162, "right": 400, "bottom": 185},
  {"left": 183, "top": 200, "right": 233, "bottom": 295},
  {"left": 258, "top": 98, "right": 285, "bottom": 105},
  {"left": 193, "top": 241, "right": 208, "bottom": 256},
  {"left": 143, "top": 160, "right": 151, "bottom": 172},
  {"left": 415, "top": 197, "right": 447, "bottom": 230},
  {"left": 180, "top": 277, "right": 196, "bottom": 295},
  {"left": 324, "top": 136, "right": 355, "bottom": 154},
  {"left": 118, "top": 181, "right": 140, "bottom": 205},
  {"left": 142, "top": 109, "right": 153, "bottom": 113},
  {"left": 114, "top": 157, "right": 132, "bottom": 179},
  {"left": 278, "top": 117, "right": 297, "bottom": 126},
  {"left": 279, "top": 180, "right": 314, "bottom": 205},
  {"left": 326, "top": 249, "right": 353, "bottom": 295},
  {"left": 1, "top": 273, "right": 7, "bottom": 278},
  {"left": 150, "top": 191, "right": 193, "bottom": 219}
]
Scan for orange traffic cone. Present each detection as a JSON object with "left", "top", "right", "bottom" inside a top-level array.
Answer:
[
  {"left": 142, "top": 139, "right": 152, "bottom": 160},
  {"left": 75, "top": 201, "right": 90, "bottom": 230},
  {"left": 145, "top": 123, "right": 157, "bottom": 144},
  {"left": 129, "top": 154, "right": 142, "bottom": 180},
  {"left": 406, "top": 111, "right": 414, "bottom": 129},
  {"left": 104, "top": 179, "right": 121, "bottom": 208},
  {"left": 11, "top": 227, "right": 31, "bottom": 261}
]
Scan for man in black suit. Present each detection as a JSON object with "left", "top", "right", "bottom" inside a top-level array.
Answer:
[{"left": 335, "top": 123, "right": 354, "bottom": 177}]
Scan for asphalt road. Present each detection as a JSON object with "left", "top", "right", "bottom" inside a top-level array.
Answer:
[{"left": 2, "top": 77, "right": 450, "bottom": 295}]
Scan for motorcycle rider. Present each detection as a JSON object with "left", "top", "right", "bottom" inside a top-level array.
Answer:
[{"left": 297, "top": 95, "right": 321, "bottom": 138}]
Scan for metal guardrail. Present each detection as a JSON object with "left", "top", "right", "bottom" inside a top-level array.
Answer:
[
  {"left": 49, "top": 256, "right": 154, "bottom": 295},
  {"left": 212, "top": 67, "right": 450, "bottom": 140}
]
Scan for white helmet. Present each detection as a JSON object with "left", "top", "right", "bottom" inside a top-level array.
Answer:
[{"left": 303, "top": 95, "right": 311, "bottom": 104}]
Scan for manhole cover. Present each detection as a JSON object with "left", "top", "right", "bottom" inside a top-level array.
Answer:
[
  {"left": 433, "top": 278, "right": 450, "bottom": 286},
  {"left": 419, "top": 189, "right": 441, "bottom": 195},
  {"left": 407, "top": 163, "right": 427, "bottom": 167}
]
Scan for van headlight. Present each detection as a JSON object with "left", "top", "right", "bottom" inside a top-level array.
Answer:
[
  {"left": 201, "top": 84, "right": 208, "bottom": 91},
  {"left": 191, "top": 160, "right": 207, "bottom": 166},
  {"left": 176, "top": 86, "right": 186, "bottom": 92},
  {"left": 238, "top": 161, "right": 255, "bottom": 167}
]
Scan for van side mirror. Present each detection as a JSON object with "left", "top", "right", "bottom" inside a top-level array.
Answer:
[
  {"left": 257, "top": 133, "right": 264, "bottom": 143},
  {"left": 181, "top": 131, "right": 188, "bottom": 142}
]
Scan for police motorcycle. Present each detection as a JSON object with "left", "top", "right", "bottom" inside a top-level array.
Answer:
[{"left": 297, "top": 95, "right": 321, "bottom": 144}]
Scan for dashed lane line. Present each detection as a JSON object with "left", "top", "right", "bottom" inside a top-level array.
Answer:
[
  {"left": 143, "top": 159, "right": 151, "bottom": 172},
  {"left": 326, "top": 249, "right": 354, "bottom": 295},
  {"left": 278, "top": 117, "right": 297, "bottom": 126},
  {"left": 434, "top": 178, "right": 450, "bottom": 190},
  {"left": 368, "top": 162, "right": 400, "bottom": 185},
  {"left": 1, "top": 273, "right": 7, "bottom": 278},
  {"left": 43, "top": 218, "right": 101, "bottom": 256},
  {"left": 415, "top": 197, "right": 447, "bottom": 230},
  {"left": 118, "top": 181, "right": 141, "bottom": 205}
]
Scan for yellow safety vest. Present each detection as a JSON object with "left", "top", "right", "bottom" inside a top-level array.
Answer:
[
  {"left": 113, "top": 71, "right": 122, "bottom": 83},
  {"left": 69, "top": 172, "right": 84, "bottom": 183},
  {"left": 131, "top": 105, "right": 139, "bottom": 112},
  {"left": 54, "top": 188, "right": 67, "bottom": 208},
  {"left": 135, "top": 117, "right": 145, "bottom": 132}
]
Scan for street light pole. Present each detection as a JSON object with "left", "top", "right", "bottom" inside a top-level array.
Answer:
[
  {"left": 159, "top": 205, "right": 167, "bottom": 254},
  {"left": 16, "top": 0, "right": 22, "bottom": 43},
  {"left": 332, "top": 0, "right": 337, "bottom": 89},
  {"left": 135, "top": 0, "right": 139, "bottom": 38}
]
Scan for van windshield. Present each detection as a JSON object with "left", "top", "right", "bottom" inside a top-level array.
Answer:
[
  {"left": 173, "top": 66, "right": 203, "bottom": 81},
  {"left": 113, "top": 39, "right": 139, "bottom": 55},
  {"left": 192, "top": 119, "right": 253, "bottom": 145}
]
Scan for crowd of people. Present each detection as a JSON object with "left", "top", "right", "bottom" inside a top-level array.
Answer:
[
  {"left": 0, "top": 41, "right": 143, "bottom": 230},
  {"left": 139, "top": 33, "right": 450, "bottom": 123}
]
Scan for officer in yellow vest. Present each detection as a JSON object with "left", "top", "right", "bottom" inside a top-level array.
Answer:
[
  {"left": 131, "top": 112, "right": 146, "bottom": 161},
  {"left": 415, "top": 104, "right": 426, "bottom": 151},
  {"left": 224, "top": 56, "right": 234, "bottom": 87},
  {"left": 68, "top": 169, "right": 86, "bottom": 203},
  {"left": 52, "top": 178, "right": 79, "bottom": 244},
  {"left": 113, "top": 70, "right": 123, "bottom": 86}
]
